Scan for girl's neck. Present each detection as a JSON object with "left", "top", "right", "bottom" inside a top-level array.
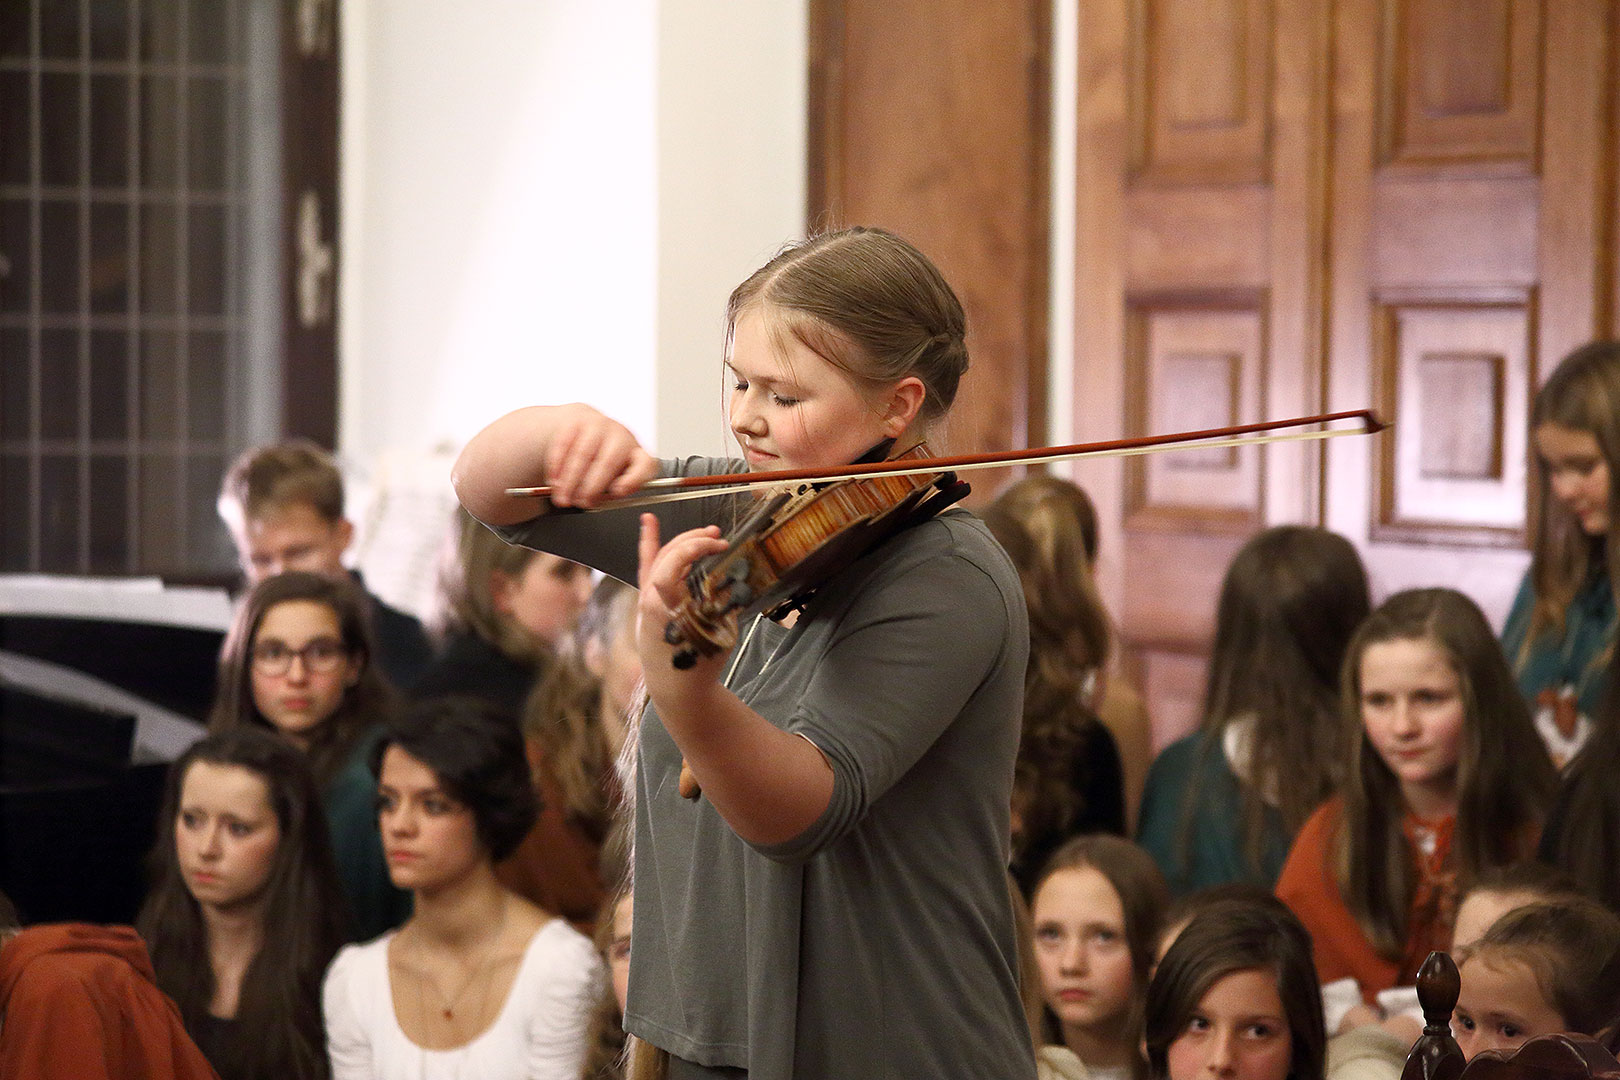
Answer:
[
  {"left": 408, "top": 863, "right": 509, "bottom": 949},
  {"left": 200, "top": 900, "right": 265, "bottom": 1018},
  {"left": 1061, "top": 1020, "right": 1137, "bottom": 1071},
  {"left": 1400, "top": 777, "right": 1458, "bottom": 822}
]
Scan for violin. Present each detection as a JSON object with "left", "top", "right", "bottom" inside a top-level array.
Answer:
[{"left": 506, "top": 408, "right": 1386, "bottom": 799}]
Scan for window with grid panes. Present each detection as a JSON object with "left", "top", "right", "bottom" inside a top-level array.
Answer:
[{"left": 0, "top": 0, "right": 333, "bottom": 578}]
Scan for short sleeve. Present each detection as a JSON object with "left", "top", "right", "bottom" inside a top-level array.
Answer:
[
  {"left": 524, "top": 923, "right": 607, "bottom": 1080},
  {"left": 761, "top": 539, "right": 1016, "bottom": 862},
  {"left": 322, "top": 945, "right": 375, "bottom": 1080}
]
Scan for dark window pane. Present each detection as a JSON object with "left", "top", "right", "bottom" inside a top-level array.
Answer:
[
  {"left": 39, "top": 454, "right": 80, "bottom": 572},
  {"left": 1, "top": 327, "right": 30, "bottom": 437},
  {"left": 138, "top": 452, "right": 181, "bottom": 569},
  {"left": 41, "top": 1, "right": 81, "bottom": 60},
  {"left": 89, "top": 201, "right": 130, "bottom": 312},
  {"left": 89, "top": 0, "right": 133, "bottom": 61},
  {"left": 188, "top": 331, "right": 223, "bottom": 438},
  {"left": 39, "top": 199, "right": 80, "bottom": 312},
  {"left": 89, "top": 455, "right": 129, "bottom": 572},
  {"left": 139, "top": 0, "right": 180, "bottom": 62},
  {"left": 187, "top": 76, "right": 227, "bottom": 189},
  {"left": 89, "top": 329, "right": 129, "bottom": 440},
  {"left": 0, "top": 199, "right": 31, "bottom": 313},
  {"left": 139, "top": 201, "right": 179, "bottom": 314},
  {"left": 186, "top": 453, "right": 230, "bottom": 568},
  {"left": 188, "top": 202, "right": 224, "bottom": 314},
  {"left": 0, "top": 454, "right": 30, "bottom": 570},
  {"left": 190, "top": 1, "right": 228, "bottom": 65},
  {"left": 39, "top": 327, "right": 80, "bottom": 439},
  {"left": 40, "top": 72, "right": 83, "bottom": 186},
  {"left": 139, "top": 76, "right": 181, "bottom": 190},
  {"left": 0, "top": 1, "right": 28, "bottom": 60},
  {"left": 139, "top": 329, "right": 180, "bottom": 438},
  {"left": 90, "top": 74, "right": 131, "bottom": 188},
  {"left": 0, "top": 71, "right": 28, "bottom": 185}
]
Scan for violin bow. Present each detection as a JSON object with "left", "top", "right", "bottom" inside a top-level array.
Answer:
[{"left": 505, "top": 409, "right": 1386, "bottom": 507}]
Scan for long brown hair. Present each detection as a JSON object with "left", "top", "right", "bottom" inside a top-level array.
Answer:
[
  {"left": 209, "top": 571, "right": 394, "bottom": 783},
  {"left": 1189, "top": 527, "right": 1369, "bottom": 874},
  {"left": 983, "top": 482, "right": 1118, "bottom": 873},
  {"left": 139, "top": 728, "right": 348, "bottom": 1080},
  {"left": 725, "top": 226, "right": 969, "bottom": 433},
  {"left": 1032, "top": 836, "right": 1169, "bottom": 1076},
  {"left": 1337, "top": 588, "right": 1557, "bottom": 958},
  {"left": 1524, "top": 340, "right": 1620, "bottom": 649}
]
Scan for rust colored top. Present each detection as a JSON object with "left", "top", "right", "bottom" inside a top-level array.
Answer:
[{"left": 496, "top": 738, "right": 618, "bottom": 934}]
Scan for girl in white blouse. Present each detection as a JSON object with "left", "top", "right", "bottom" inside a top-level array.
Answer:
[{"left": 323, "top": 697, "right": 602, "bottom": 1080}]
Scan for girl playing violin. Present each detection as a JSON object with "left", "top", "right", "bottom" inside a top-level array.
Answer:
[{"left": 454, "top": 226, "right": 1035, "bottom": 1079}]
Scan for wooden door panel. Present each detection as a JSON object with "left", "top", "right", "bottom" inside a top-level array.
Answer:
[{"left": 1075, "top": 0, "right": 1616, "bottom": 742}]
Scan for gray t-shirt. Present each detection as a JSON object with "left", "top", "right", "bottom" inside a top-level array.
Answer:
[{"left": 496, "top": 458, "right": 1035, "bottom": 1079}]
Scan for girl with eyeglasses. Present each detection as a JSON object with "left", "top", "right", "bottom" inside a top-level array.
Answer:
[{"left": 210, "top": 570, "right": 409, "bottom": 940}]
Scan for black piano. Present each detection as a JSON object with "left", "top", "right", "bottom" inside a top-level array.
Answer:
[{"left": 0, "top": 577, "right": 226, "bottom": 924}]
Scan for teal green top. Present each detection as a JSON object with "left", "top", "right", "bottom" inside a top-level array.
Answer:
[
  {"left": 1501, "top": 566, "right": 1615, "bottom": 722},
  {"left": 325, "top": 726, "right": 412, "bottom": 941},
  {"left": 1135, "top": 732, "right": 1292, "bottom": 898}
]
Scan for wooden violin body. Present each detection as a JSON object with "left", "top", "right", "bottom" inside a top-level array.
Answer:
[{"left": 663, "top": 448, "right": 970, "bottom": 669}]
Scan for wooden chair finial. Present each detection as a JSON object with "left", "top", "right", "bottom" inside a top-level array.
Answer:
[{"left": 1402, "top": 951, "right": 1465, "bottom": 1080}]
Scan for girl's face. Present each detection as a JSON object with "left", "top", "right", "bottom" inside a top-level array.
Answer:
[
  {"left": 1454, "top": 953, "right": 1566, "bottom": 1060},
  {"left": 1031, "top": 866, "right": 1137, "bottom": 1036},
  {"left": 174, "top": 761, "right": 282, "bottom": 912},
  {"left": 1165, "top": 968, "right": 1292, "bottom": 1080},
  {"left": 607, "top": 894, "right": 633, "bottom": 1013},
  {"left": 492, "top": 554, "right": 593, "bottom": 647},
  {"left": 1358, "top": 636, "right": 1466, "bottom": 818},
  {"left": 1534, "top": 423, "right": 1610, "bottom": 536},
  {"left": 585, "top": 606, "right": 641, "bottom": 755},
  {"left": 727, "top": 306, "right": 917, "bottom": 472},
  {"left": 248, "top": 600, "right": 360, "bottom": 749},
  {"left": 376, "top": 746, "right": 485, "bottom": 892}
]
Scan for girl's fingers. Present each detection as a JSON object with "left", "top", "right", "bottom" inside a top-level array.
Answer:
[
  {"left": 552, "top": 424, "right": 606, "bottom": 507},
  {"left": 636, "top": 514, "right": 662, "bottom": 592},
  {"left": 610, "top": 449, "right": 661, "bottom": 498},
  {"left": 639, "top": 519, "right": 727, "bottom": 608}
]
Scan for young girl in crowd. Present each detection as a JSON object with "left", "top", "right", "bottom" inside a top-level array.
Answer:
[
  {"left": 415, "top": 506, "right": 593, "bottom": 720},
  {"left": 988, "top": 475, "right": 1152, "bottom": 829},
  {"left": 1502, "top": 340, "right": 1620, "bottom": 765},
  {"left": 581, "top": 886, "right": 634, "bottom": 1080},
  {"left": 323, "top": 698, "right": 602, "bottom": 1079},
  {"left": 1451, "top": 862, "right": 1582, "bottom": 953},
  {"left": 209, "top": 570, "right": 409, "bottom": 940},
  {"left": 139, "top": 727, "right": 349, "bottom": 1080},
  {"left": 1145, "top": 900, "right": 1326, "bottom": 1080},
  {"left": 1453, "top": 898, "right": 1620, "bottom": 1059},
  {"left": 1275, "top": 588, "right": 1557, "bottom": 1025},
  {"left": 455, "top": 226, "right": 1036, "bottom": 1078},
  {"left": 1138, "top": 526, "right": 1370, "bottom": 896},
  {"left": 1030, "top": 835, "right": 1169, "bottom": 1080},
  {"left": 497, "top": 578, "right": 637, "bottom": 928},
  {"left": 983, "top": 488, "right": 1127, "bottom": 895}
]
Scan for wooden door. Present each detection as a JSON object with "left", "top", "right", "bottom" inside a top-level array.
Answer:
[{"left": 1071, "top": 0, "right": 1619, "bottom": 744}]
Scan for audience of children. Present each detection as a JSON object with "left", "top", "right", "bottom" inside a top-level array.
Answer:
[
  {"left": 990, "top": 475, "right": 1154, "bottom": 830},
  {"left": 219, "top": 440, "right": 434, "bottom": 689},
  {"left": 139, "top": 728, "right": 349, "bottom": 1080},
  {"left": 414, "top": 506, "right": 593, "bottom": 721},
  {"left": 1502, "top": 340, "right": 1620, "bottom": 765},
  {"left": 209, "top": 570, "right": 411, "bottom": 940},
  {"left": 1138, "top": 526, "right": 1370, "bottom": 899},
  {"left": 1452, "top": 897, "right": 1620, "bottom": 1059},
  {"left": 984, "top": 487, "right": 1128, "bottom": 895},
  {"left": 1275, "top": 588, "right": 1557, "bottom": 1021},
  {"left": 1029, "top": 835, "right": 1169, "bottom": 1080},
  {"left": 1145, "top": 899, "right": 1326, "bottom": 1080},
  {"left": 323, "top": 697, "right": 602, "bottom": 1079},
  {"left": 496, "top": 578, "right": 638, "bottom": 928}
]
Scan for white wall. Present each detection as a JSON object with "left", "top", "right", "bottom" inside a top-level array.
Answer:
[{"left": 339, "top": 1, "right": 807, "bottom": 469}]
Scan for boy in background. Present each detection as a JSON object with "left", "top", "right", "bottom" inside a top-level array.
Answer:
[{"left": 218, "top": 440, "right": 433, "bottom": 689}]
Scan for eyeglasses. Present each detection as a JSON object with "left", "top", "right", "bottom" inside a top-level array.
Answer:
[{"left": 250, "top": 638, "right": 351, "bottom": 676}]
